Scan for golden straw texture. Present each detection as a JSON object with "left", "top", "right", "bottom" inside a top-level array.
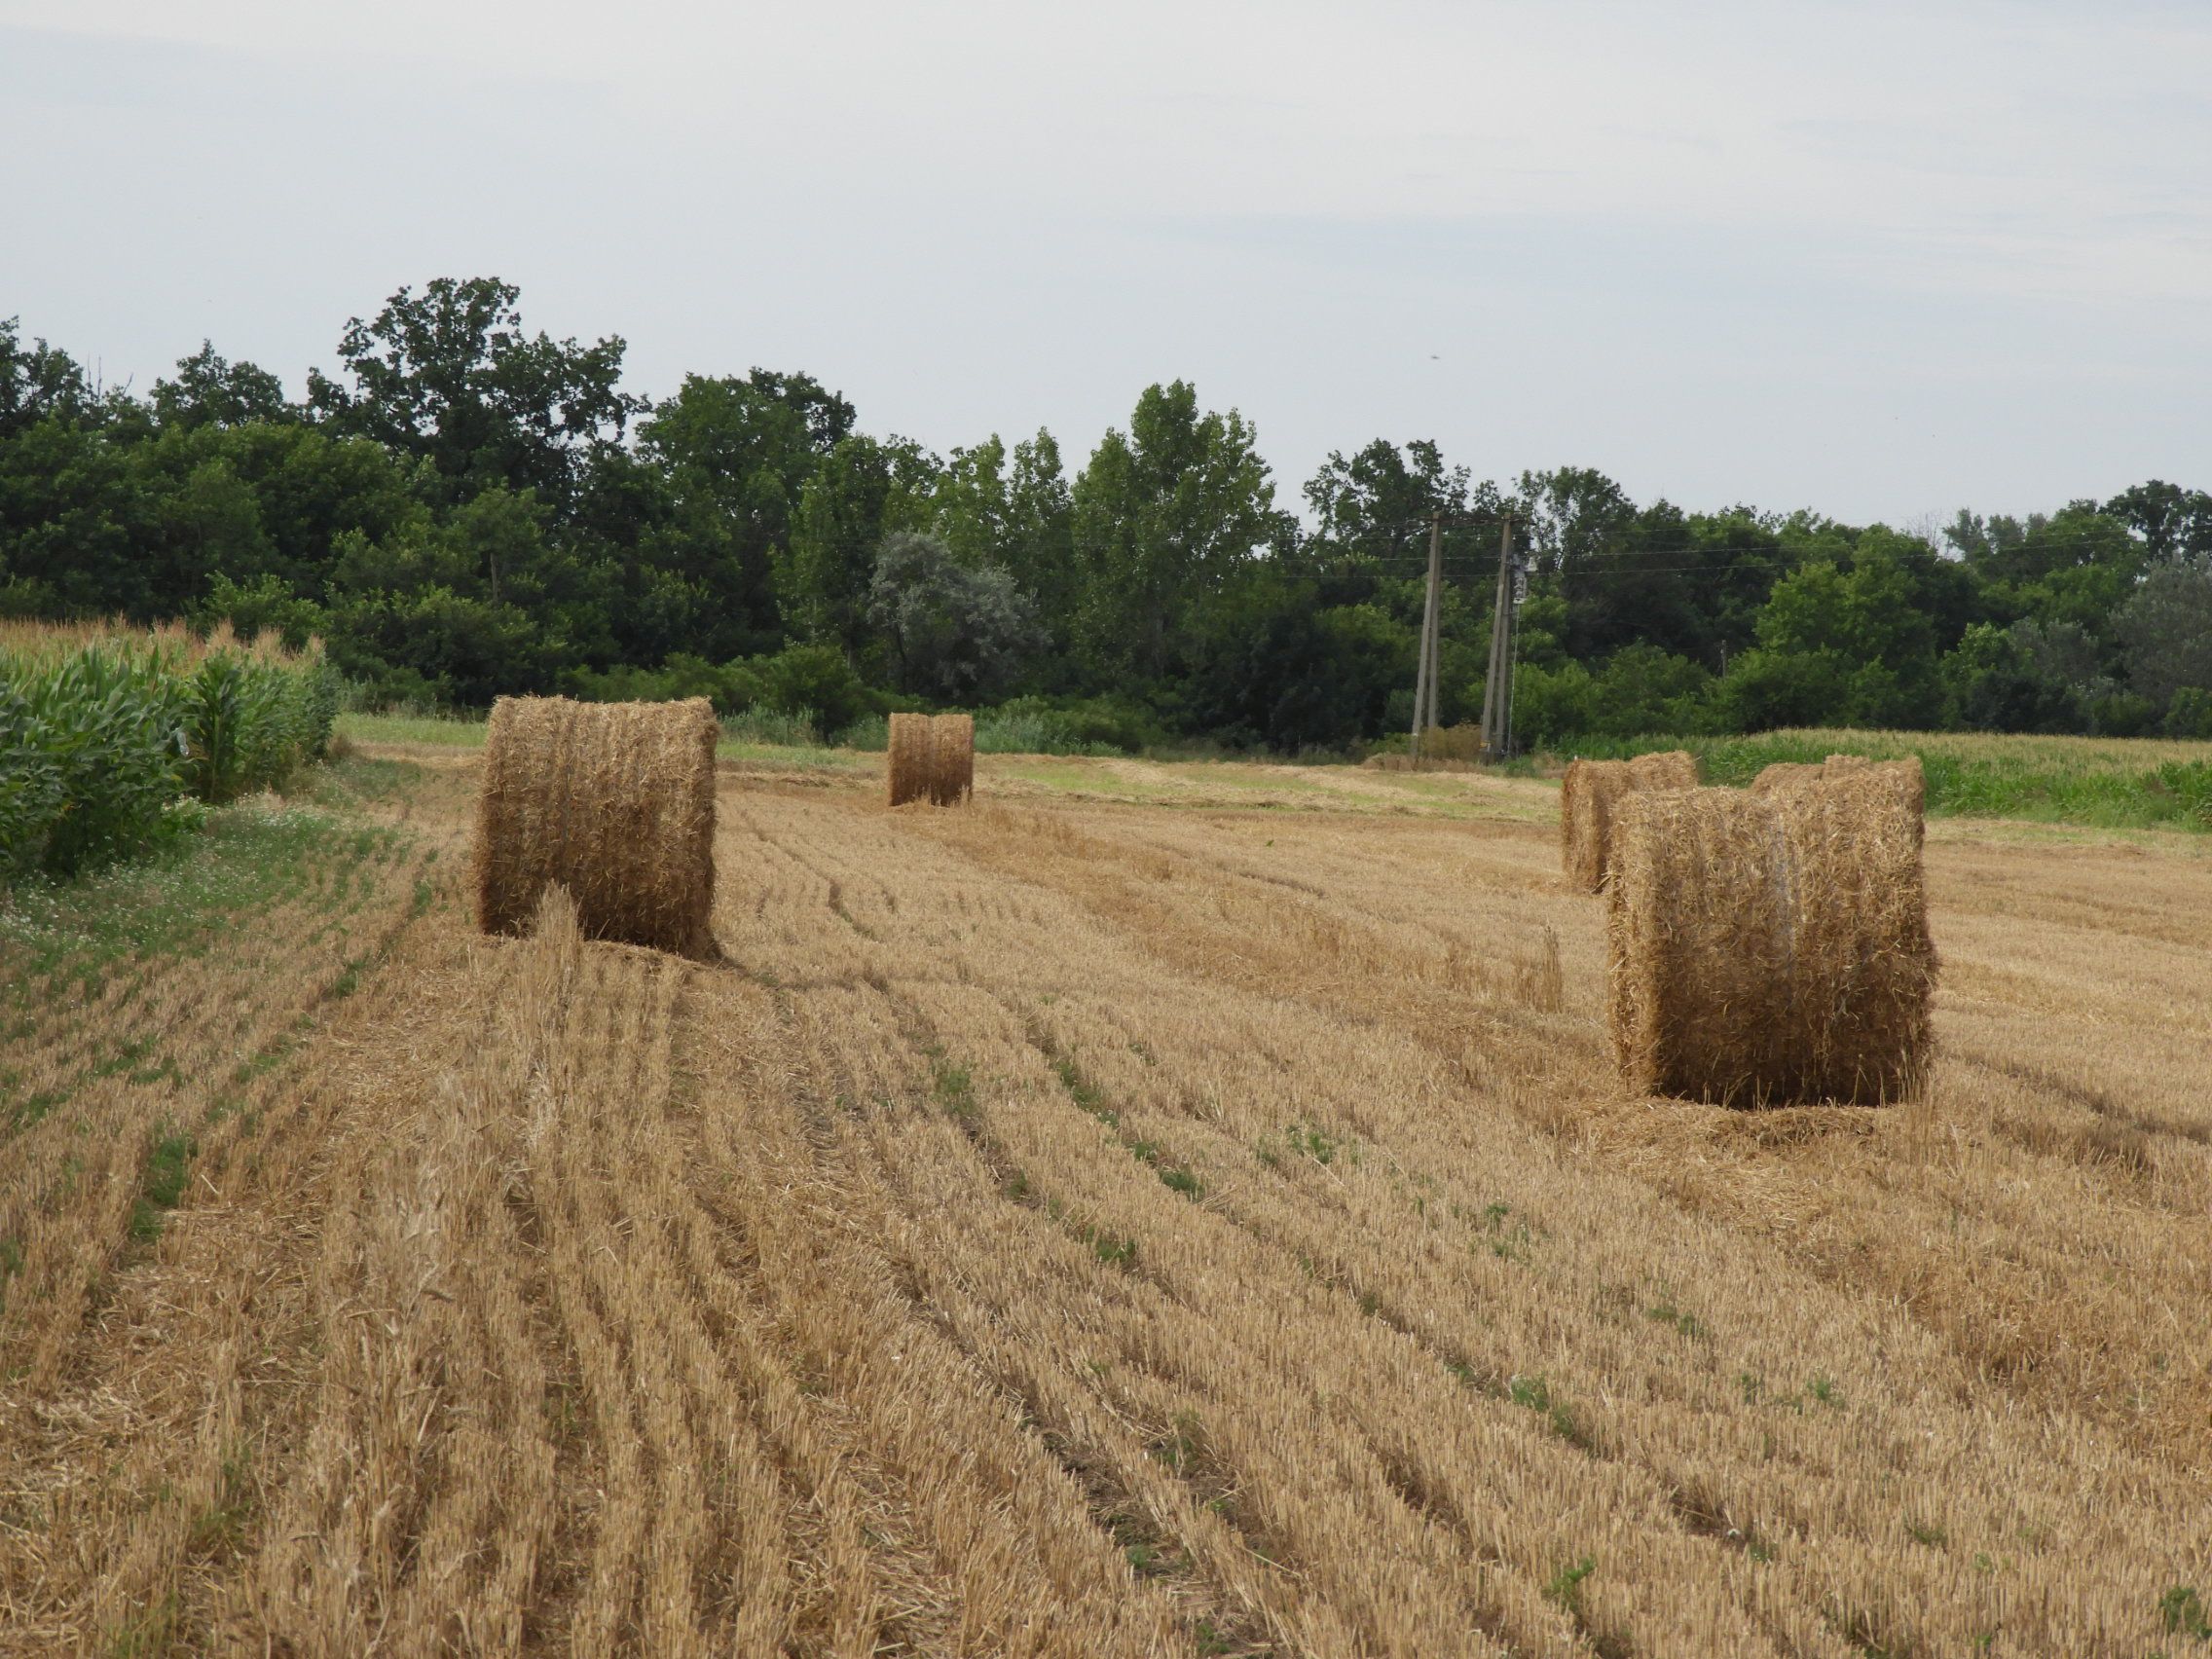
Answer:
[
  {"left": 1559, "top": 750, "right": 1698, "bottom": 891},
  {"left": 887, "top": 712, "right": 974, "bottom": 807},
  {"left": 1751, "top": 755, "right": 1924, "bottom": 815},
  {"left": 1607, "top": 762, "right": 1935, "bottom": 1104},
  {"left": 1747, "top": 761, "right": 1826, "bottom": 797},
  {"left": 473, "top": 695, "right": 719, "bottom": 957},
  {"left": 886, "top": 713, "right": 933, "bottom": 807},
  {"left": 929, "top": 713, "right": 975, "bottom": 806}
]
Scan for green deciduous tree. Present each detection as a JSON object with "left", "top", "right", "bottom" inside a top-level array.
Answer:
[
  {"left": 0, "top": 415, "right": 144, "bottom": 615},
  {"left": 2102, "top": 479, "right": 2212, "bottom": 561},
  {"left": 152, "top": 342, "right": 294, "bottom": 430},
  {"left": 782, "top": 433, "right": 939, "bottom": 654},
  {"left": 1751, "top": 543, "right": 1944, "bottom": 722},
  {"left": 1938, "top": 622, "right": 2083, "bottom": 733},
  {"left": 2117, "top": 555, "right": 2212, "bottom": 714},
  {"left": 1305, "top": 439, "right": 1481, "bottom": 568},
  {"left": 627, "top": 369, "right": 859, "bottom": 657},
  {"left": 866, "top": 531, "right": 1042, "bottom": 702},
  {"left": 926, "top": 429, "right": 1079, "bottom": 662},
  {"left": 308, "top": 276, "right": 643, "bottom": 510},
  {"left": 1511, "top": 659, "right": 1600, "bottom": 749},
  {"left": 1, "top": 319, "right": 96, "bottom": 439},
  {"left": 1071, "top": 382, "right": 1285, "bottom": 679},
  {"left": 1712, "top": 647, "right": 1861, "bottom": 731},
  {"left": 1171, "top": 574, "right": 1410, "bottom": 751}
]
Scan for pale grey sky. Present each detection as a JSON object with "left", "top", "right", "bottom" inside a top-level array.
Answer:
[{"left": 3, "top": 0, "right": 2206, "bottom": 527}]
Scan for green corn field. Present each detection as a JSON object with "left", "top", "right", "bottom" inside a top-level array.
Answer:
[{"left": 0, "top": 620, "right": 340, "bottom": 881}]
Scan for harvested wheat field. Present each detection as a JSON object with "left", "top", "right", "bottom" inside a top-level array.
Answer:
[{"left": 4, "top": 742, "right": 2210, "bottom": 1656}]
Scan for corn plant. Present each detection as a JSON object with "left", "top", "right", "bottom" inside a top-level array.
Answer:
[
  {"left": 1, "top": 625, "right": 342, "bottom": 882},
  {"left": 1, "top": 645, "right": 186, "bottom": 879}
]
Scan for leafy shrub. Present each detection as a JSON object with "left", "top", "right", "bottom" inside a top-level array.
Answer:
[
  {"left": 838, "top": 712, "right": 889, "bottom": 753},
  {"left": 571, "top": 644, "right": 879, "bottom": 733},
  {"left": 747, "top": 643, "right": 877, "bottom": 732},
  {"left": 975, "top": 695, "right": 1159, "bottom": 755},
  {"left": 2164, "top": 685, "right": 2212, "bottom": 740},
  {"left": 720, "top": 707, "right": 825, "bottom": 748},
  {"left": 2157, "top": 760, "right": 2212, "bottom": 829},
  {"left": 569, "top": 652, "right": 755, "bottom": 711}
]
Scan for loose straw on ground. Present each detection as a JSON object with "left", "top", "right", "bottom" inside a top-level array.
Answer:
[
  {"left": 1559, "top": 750, "right": 1698, "bottom": 891},
  {"left": 1606, "top": 759, "right": 1935, "bottom": 1105},
  {"left": 473, "top": 695, "right": 719, "bottom": 958}
]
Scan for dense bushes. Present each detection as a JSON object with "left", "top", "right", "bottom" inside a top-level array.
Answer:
[
  {"left": 0, "top": 624, "right": 339, "bottom": 881},
  {"left": 566, "top": 642, "right": 879, "bottom": 734}
]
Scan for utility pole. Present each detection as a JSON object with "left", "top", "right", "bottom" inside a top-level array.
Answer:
[
  {"left": 1501, "top": 550, "right": 1522, "bottom": 755},
  {"left": 1410, "top": 511, "right": 1442, "bottom": 762},
  {"left": 1421, "top": 523, "right": 1444, "bottom": 738},
  {"left": 1478, "top": 515, "right": 1516, "bottom": 759}
]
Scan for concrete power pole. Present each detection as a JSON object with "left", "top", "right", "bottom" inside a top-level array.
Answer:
[
  {"left": 1478, "top": 516, "right": 1516, "bottom": 759},
  {"left": 1410, "top": 511, "right": 1442, "bottom": 762}
]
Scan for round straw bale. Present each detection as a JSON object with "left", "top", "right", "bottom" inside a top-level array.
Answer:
[
  {"left": 1561, "top": 759, "right": 1629, "bottom": 891},
  {"left": 1628, "top": 749, "right": 1698, "bottom": 792},
  {"left": 929, "top": 713, "right": 975, "bottom": 806},
  {"left": 1559, "top": 750, "right": 1700, "bottom": 892},
  {"left": 474, "top": 695, "right": 719, "bottom": 957},
  {"left": 1750, "top": 755, "right": 1924, "bottom": 814},
  {"left": 1848, "top": 756, "right": 1925, "bottom": 815},
  {"left": 1748, "top": 761, "right": 1826, "bottom": 798},
  {"left": 886, "top": 713, "right": 932, "bottom": 806},
  {"left": 1606, "top": 769, "right": 1935, "bottom": 1106}
]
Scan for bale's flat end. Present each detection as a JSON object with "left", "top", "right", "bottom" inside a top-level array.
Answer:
[{"left": 1606, "top": 770, "right": 1934, "bottom": 1107}]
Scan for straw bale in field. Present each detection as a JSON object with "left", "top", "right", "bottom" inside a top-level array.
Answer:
[
  {"left": 1628, "top": 749, "right": 1698, "bottom": 792},
  {"left": 474, "top": 695, "right": 719, "bottom": 958},
  {"left": 1606, "top": 766, "right": 1935, "bottom": 1105},
  {"left": 1751, "top": 754, "right": 1924, "bottom": 814},
  {"left": 1560, "top": 749, "right": 1699, "bottom": 891},
  {"left": 1840, "top": 756, "right": 1924, "bottom": 816},
  {"left": 929, "top": 713, "right": 975, "bottom": 806},
  {"left": 887, "top": 713, "right": 933, "bottom": 806},
  {"left": 1748, "top": 761, "right": 1826, "bottom": 798},
  {"left": 887, "top": 711, "right": 974, "bottom": 807}
]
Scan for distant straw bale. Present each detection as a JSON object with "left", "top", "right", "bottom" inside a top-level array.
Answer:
[
  {"left": 1751, "top": 754, "right": 1924, "bottom": 815},
  {"left": 1560, "top": 761, "right": 1622, "bottom": 891},
  {"left": 1748, "top": 761, "right": 1826, "bottom": 798},
  {"left": 1560, "top": 750, "right": 1699, "bottom": 892},
  {"left": 887, "top": 712, "right": 973, "bottom": 806},
  {"left": 1606, "top": 765, "right": 1936, "bottom": 1105},
  {"left": 1629, "top": 750, "right": 1698, "bottom": 792},
  {"left": 929, "top": 714, "right": 975, "bottom": 806},
  {"left": 473, "top": 695, "right": 719, "bottom": 958},
  {"left": 886, "top": 713, "right": 931, "bottom": 807}
]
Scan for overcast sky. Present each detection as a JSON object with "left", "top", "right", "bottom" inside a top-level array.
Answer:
[{"left": 4, "top": 1, "right": 2206, "bottom": 529}]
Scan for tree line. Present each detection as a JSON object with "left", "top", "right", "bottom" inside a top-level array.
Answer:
[{"left": 4, "top": 276, "right": 2209, "bottom": 752}]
